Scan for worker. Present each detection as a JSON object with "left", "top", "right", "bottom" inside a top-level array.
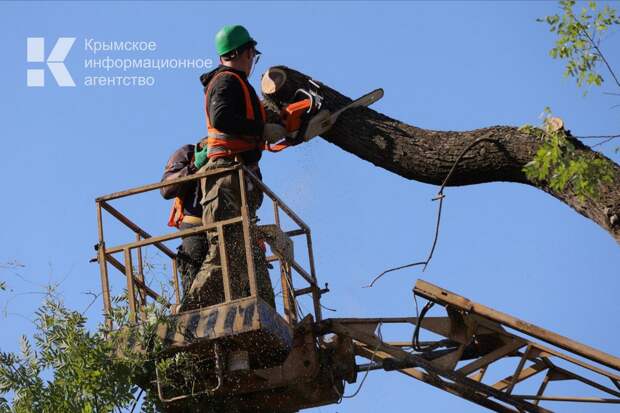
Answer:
[
  {"left": 184, "top": 25, "right": 285, "bottom": 310},
  {"left": 160, "top": 140, "right": 209, "bottom": 305}
]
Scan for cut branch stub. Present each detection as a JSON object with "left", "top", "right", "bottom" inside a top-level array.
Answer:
[
  {"left": 260, "top": 65, "right": 620, "bottom": 243},
  {"left": 260, "top": 67, "right": 287, "bottom": 95}
]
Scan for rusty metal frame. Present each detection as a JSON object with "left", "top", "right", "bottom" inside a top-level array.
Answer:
[
  {"left": 319, "top": 279, "right": 620, "bottom": 412},
  {"left": 273, "top": 203, "right": 298, "bottom": 324},
  {"left": 241, "top": 167, "right": 322, "bottom": 317},
  {"left": 414, "top": 280, "right": 620, "bottom": 372},
  {"left": 95, "top": 163, "right": 323, "bottom": 330}
]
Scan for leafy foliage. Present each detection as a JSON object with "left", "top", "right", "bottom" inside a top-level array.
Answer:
[
  {"left": 0, "top": 289, "right": 169, "bottom": 413},
  {"left": 524, "top": 1, "right": 619, "bottom": 197},
  {"left": 540, "top": 0, "right": 620, "bottom": 89},
  {"left": 521, "top": 111, "right": 614, "bottom": 201}
]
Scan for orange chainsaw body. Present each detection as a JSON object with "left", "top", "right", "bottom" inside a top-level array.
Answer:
[{"left": 281, "top": 99, "right": 312, "bottom": 133}]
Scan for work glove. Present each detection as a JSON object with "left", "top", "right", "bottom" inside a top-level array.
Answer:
[
  {"left": 194, "top": 144, "right": 209, "bottom": 169},
  {"left": 262, "top": 123, "right": 287, "bottom": 144}
]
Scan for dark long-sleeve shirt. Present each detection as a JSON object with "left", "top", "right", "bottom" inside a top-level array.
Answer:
[
  {"left": 200, "top": 65, "right": 265, "bottom": 164},
  {"left": 160, "top": 144, "right": 202, "bottom": 217}
]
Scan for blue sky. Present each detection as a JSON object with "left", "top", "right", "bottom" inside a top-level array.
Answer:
[{"left": 1, "top": 1, "right": 619, "bottom": 412}]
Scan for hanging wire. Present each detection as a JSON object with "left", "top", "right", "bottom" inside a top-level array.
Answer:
[
  {"left": 341, "top": 322, "right": 384, "bottom": 399},
  {"left": 366, "top": 138, "right": 498, "bottom": 288},
  {"left": 412, "top": 301, "right": 435, "bottom": 352}
]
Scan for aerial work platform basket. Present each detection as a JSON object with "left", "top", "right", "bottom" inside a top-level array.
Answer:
[
  {"left": 94, "top": 163, "right": 350, "bottom": 411},
  {"left": 94, "top": 163, "right": 620, "bottom": 413}
]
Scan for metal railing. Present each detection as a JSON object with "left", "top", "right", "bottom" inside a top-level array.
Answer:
[{"left": 95, "top": 163, "right": 323, "bottom": 330}]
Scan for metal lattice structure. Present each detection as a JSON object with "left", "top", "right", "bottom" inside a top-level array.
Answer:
[{"left": 322, "top": 280, "right": 620, "bottom": 412}]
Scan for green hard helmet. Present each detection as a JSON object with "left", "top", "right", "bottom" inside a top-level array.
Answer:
[{"left": 215, "top": 25, "right": 257, "bottom": 57}]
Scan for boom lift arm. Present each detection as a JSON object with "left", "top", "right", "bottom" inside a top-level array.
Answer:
[{"left": 321, "top": 279, "right": 620, "bottom": 413}]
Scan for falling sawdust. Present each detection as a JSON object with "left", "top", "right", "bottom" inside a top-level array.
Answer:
[{"left": 277, "top": 144, "right": 317, "bottom": 215}]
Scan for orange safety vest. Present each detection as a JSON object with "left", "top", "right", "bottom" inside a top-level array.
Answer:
[{"left": 205, "top": 71, "right": 268, "bottom": 159}]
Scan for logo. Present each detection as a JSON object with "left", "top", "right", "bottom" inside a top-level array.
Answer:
[{"left": 27, "top": 37, "right": 76, "bottom": 87}]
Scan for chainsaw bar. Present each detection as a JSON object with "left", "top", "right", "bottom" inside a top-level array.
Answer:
[
  {"left": 304, "top": 88, "right": 384, "bottom": 141},
  {"left": 331, "top": 88, "right": 384, "bottom": 121}
]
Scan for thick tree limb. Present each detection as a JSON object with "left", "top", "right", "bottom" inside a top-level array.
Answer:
[{"left": 261, "top": 66, "right": 620, "bottom": 243}]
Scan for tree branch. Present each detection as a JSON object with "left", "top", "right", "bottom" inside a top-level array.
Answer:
[{"left": 261, "top": 66, "right": 620, "bottom": 243}]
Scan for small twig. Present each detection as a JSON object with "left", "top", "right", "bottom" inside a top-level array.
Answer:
[
  {"left": 366, "top": 138, "right": 497, "bottom": 287},
  {"left": 576, "top": 134, "right": 620, "bottom": 139},
  {"left": 576, "top": 133, "right": 620, "bottom": 147},
  {"left": 591, "top": 136, "right": 620, "bottom": 148},
  {"left": 1, "top": 312, "right": 35, "bottom": 324},
  {"left": 1, "top": 287, "right": 52, "bottom": 320},
  {"left": 583, "top": 30, "right": 620, "bottom": 89},
  {"left": 81, "top": 291, "right": 102, "bottom": 316},
  {"left": 0, "top": 261, "right": 25, "bottom": 270}
]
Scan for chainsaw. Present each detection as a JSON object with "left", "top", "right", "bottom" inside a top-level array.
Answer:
[{"left": 280, "top": 80, "right": 384, "bottom": 144}]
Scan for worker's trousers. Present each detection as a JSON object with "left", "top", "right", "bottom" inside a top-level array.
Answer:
[
  {"left": 185, "top": 157, "right": 275, "bottom": 310},
  {"left": 176, "top": 221, "right": 208, "bottom": 300}
]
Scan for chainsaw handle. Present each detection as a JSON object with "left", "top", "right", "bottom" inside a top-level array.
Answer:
[{"left": 293, "top": 89, "right": 315, "bottom": 114}]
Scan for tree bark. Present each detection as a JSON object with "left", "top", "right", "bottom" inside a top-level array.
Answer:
[{"left": 261, "top": 66, "right": 620, "bottom": 244}]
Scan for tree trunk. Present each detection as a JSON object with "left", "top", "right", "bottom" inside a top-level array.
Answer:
[{"left": 260, "top": 66, "right": 620, "bottom": 244}]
